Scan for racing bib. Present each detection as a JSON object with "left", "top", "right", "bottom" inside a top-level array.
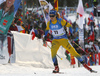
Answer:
[{"left": 52, "top": 27, "right": 66, "bottom": 37}]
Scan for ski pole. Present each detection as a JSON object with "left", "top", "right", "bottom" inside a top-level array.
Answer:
[
  {"left": 47, "top": 44, "right": 63, "bottom": 60},
  {"left": 72, "top": 41, "right": 84, "bottom": 51},
  {"left": 72, "top": 41, "right": 88, "bottom": 55},
  {"left": 56, "top": 54, "right": 63, "bottom": 60}
]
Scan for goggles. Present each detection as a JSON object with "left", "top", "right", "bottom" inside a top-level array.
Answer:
[{"left": 49, "top": 15, "right": 55, "bottom": 17}]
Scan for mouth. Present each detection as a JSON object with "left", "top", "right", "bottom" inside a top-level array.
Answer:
[{"left": 8, "top": 1, "right": 11, "bottom": 4}]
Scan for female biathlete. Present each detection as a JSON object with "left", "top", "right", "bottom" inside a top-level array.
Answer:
[{"left": 44, "top": 9, "right": 97, "bottom": 73}]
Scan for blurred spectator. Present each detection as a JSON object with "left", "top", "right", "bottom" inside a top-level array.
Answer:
[
  {"left": 37, "top": 27, "right": 44, "bottom": 39},
  {"left": 42, "top": 21, "right": 46, "bottom": 32},
  {"left": 16, "top": 20, "right": 24, "bottom": 32},
  {"left": 93, "top": 41, "right": 99, "bottom": 53},
  {"left": 30, "top": 26, "right": 38, "bottom": 38},
  {"left": 9, "top": 19, "right": 18, "bottom": 31},
  {"left": 25, "top": 24, "right": 29, "bottom": 34},
  {"left": 98, "top": 42, "right": 100, "bottom": 50},
  {"left": 93, "top": 41, "right": 100, "bottom": 65}
]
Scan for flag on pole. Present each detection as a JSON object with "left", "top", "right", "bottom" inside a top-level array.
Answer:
[
  {"left": 39, "top": 0, "right": 49, "bottom": 24},
  {"left": 54, "top": 0, "right": 58, "bottom": 11},
  {"left": 39, "top": 0, "right": 53, "bottom": 25},
  {"left": 77, "top": 0, "right": 84, "bottom": 29},
  {"left": 77, "top": 0, "right": 85, "bottom": 51}
]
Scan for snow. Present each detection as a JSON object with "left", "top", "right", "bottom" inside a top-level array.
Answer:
[{"left": 0, "top": 63, "right": 100, "bottom": 76}]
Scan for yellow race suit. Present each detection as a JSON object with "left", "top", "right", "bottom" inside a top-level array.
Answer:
[{"left": 45, "top": 18, "right": 83, "bottom": 65}]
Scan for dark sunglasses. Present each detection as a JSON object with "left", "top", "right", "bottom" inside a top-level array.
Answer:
[{"left": 49, "top": 15, "right": 55, "bottom": 17}]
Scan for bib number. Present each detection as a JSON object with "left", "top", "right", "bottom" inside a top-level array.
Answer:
[{"left": 54, "top": 31, "right": 58, "bottom": 34}]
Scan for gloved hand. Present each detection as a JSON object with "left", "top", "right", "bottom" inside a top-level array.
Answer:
[{"left": 48, "top": 34, "right": 53, "bottom": 40}]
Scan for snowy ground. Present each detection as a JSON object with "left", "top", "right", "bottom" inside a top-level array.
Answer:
[{"left": 0, "top": 63, "right": 100, "bottom": 76}]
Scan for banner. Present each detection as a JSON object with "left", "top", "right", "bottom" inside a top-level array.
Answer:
[{"left": 11, "top": 31, "right": 71, "bottom": 68}]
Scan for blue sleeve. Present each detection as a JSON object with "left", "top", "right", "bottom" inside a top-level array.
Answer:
[
  {"left": 45, "top": 30, "right": 49, "bottom": 36},
  {"left": 69, "top": 27, "right": 73, "bottom": 34}
]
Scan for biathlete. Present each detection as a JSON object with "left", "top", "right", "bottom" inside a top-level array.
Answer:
[{"left": 44, "top": 9, "right": 97, "bottom": 73}]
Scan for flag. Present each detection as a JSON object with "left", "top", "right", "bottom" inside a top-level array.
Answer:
[
  {"left": 39, "top": 0, "right": 53, "bottom": 25},
  {"left": 30, "top": 29, "right": 35, "bottom": 40},
  {"left": 77, "top": 0, "right": 84, "bottom": 29},
  {"left": 87, "top": 16, "right": 94, "bottom": 25},
  {"left": 54, "top": 0, "right": 58, "bottom": 11},
  {"left": 65, "top": 50, "right": 71, "bottom": 62}
]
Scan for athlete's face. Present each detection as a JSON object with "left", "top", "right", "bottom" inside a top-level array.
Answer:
[
  {"left": 6, "top": 0, "right": 15, "bottom": 8},
  {"left": 50, "top": 14, "right": 56, "bottom": 22}
]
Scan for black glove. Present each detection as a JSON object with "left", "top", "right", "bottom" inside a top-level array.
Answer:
[{"left": 49, "top": 34, "right": 53, "bottom": 40}]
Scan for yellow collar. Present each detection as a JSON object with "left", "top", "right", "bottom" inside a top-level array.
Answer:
[{"left": 51, "top": 19, "right": 57, "bottom": 24}]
